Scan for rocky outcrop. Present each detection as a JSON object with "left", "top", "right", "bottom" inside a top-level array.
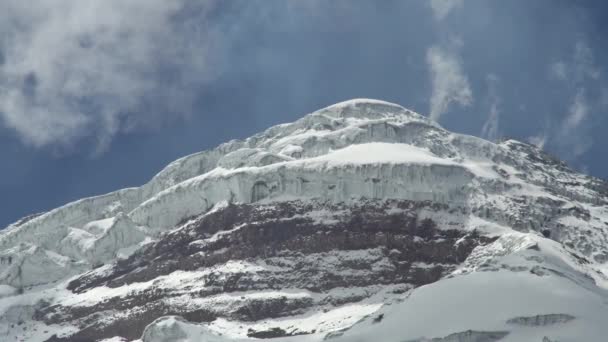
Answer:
[
  {"left": 506, "top": 314, "right": 575, "bottom": 326},
  {"left": 35, "top": 199, "right": 494, "bottom": 341},
  {"left": 408, "top": 330, "right": 509, "bottom": 342}
]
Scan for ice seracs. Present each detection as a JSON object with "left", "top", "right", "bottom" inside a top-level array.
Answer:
[{"left": 0, "top": 98, "right": 462, "bottom": 283}]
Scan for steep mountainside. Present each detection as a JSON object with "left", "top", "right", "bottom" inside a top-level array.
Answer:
[{"left": 1, "top": 99, "right": 608, "bottom": 341}]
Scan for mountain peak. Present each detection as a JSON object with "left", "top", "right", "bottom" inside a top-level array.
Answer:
[
  {"left": 313, "top": 98, "right": 429, "bottom": 122},
  {"left": 320, "top": 98, "right": 406, "bottom": 112},
  {"left": 1, "top": 99, "right": 608, "bottom": 341}
]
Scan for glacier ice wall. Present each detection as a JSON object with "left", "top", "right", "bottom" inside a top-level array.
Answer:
[{"left": 1, "top": 98, "right": 608, "bottom": 289}]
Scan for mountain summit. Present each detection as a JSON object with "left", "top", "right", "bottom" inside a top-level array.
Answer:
[{"left": 1, "top": 99, "right": 608, "bottom": 341}]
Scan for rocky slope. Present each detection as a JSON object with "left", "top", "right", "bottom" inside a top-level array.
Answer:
[{"left": 1, "top": 99, "right": 608, "bottom": 341}]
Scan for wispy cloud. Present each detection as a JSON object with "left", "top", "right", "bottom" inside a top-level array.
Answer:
[
  {"left": 429, "top": 0, "right": 464, "bottom": 21},
  {"left": 549, "top": 61, "right": 568, "bottom": 80},
  {"left": 562, "top": 89, "right": 589, "bottom": 131},
  {"left": 573, "top": 41, "right": 601, "bottom": 81},
  {"left": 527, "top": 90, "right": 592, "bottom": 159},
  {"left": 528, "top": 134, "right": 547, "bottom": 150},
  {"left": 481, "top": 74, "right": 500, "bottom": 141},
  {"left": 426, "top": 43, "right": 473, "bottom": 122},
  {"left": 534, "top": 41, "right": 602, "bottom": 160},
  {"left": 549, "top": 42, "right": 600, "bottom": 83},
  {"left": 550, "top": 41, "right": 599, "bottom": 158},
  {"left": 0, "top": 0, "right": 217, "bottom": 153},
  {"left": 558, "top": 89, "right": 592, "bottom": 158}
]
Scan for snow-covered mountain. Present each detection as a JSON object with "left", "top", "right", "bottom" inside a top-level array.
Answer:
[{"left": 2, "top": 99, "right": 608, "bottom": 341}]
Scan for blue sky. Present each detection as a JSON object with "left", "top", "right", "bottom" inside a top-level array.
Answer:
[{"left": 1, "top": 0, "right": 607, "bottom": 227}]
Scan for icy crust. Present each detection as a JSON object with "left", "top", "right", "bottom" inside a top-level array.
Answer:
[
  {"left": 0, "top": 188, "right": 141, "bottom": 250},
  {"left": 0, "top": 211, "right": 150, "bottom": 288},
  {"left": 138, "top": 99, "right": 433, "bottom": 198},
  {"left": 57, "top": 213, "right": 148, "bottom": 266},
  {"left": 141, "top": 316, "right": 229, "bottom": 342},
  {"left": 0, "top": 243, "right": 88, "bottom": 288},
  {"left": 0, "top": 188, "right": 149, "bottom": 288},
  {"left": 131, "top": 144, "right": 477, "bottom": 230}
]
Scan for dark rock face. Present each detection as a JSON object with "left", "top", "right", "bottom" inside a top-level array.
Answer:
[
  {"left": 506, "top": 314, "right": 575, "bottom": 326},
  {"left": 40, "top": 199, "right": 495, "bottom": 341},
  {"left": 247, "top": 327, "right": 311, "bottom": 339},
  {"left": 406, "top": 330, "right": 509, "bottom": 342}
]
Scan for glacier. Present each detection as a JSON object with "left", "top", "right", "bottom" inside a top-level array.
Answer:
[{"left": 0, "top": 99, "right": 608, "bottom": 341}]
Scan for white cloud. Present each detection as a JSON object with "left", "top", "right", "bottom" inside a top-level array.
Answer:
[
  {"left": 429, "top": 0, "right": 464, "bottom": 21},
  {"left": 574, "top": 41, "right": 600, "bottom": 81},
  {"left": 426, "top": 44, "right": 473, "bottom": 121},
  {"left": 0, "top": 0, "right": 217, "bottom": 152},
  {"left": 550, "top": 61, "right": 568, "bottom": 80},
  {"left": 558, "top": 89, "right": 592, "bottom": 158},
  {"left": 544, "top": 41, "right": 600, "bottom": 159},
  {"left": 549, "top": 41, "right": 600, "bottom": 84},
  {"left": 530, "top": 89, "right": 592, "bottom": 158},
  {"left": 562, "top": 89, "right": 588, "bottom": 131},
  {"left": 481, "top": 74, "right": 500, "bottom": 141},
  {"left": 481, "top": 103, "right": 499, "bottom": 141},
  {"left": 528, "top": 134, "right": 547, "bottom": 150}
]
